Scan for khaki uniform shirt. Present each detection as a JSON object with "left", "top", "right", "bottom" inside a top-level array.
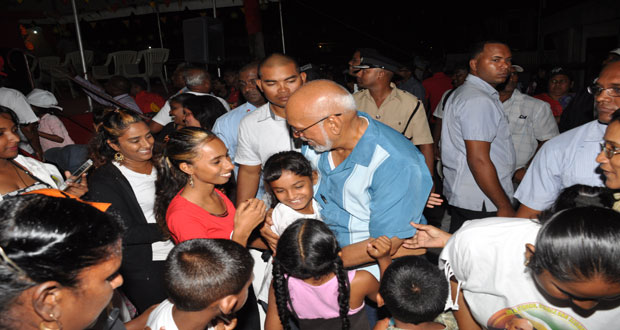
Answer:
[{"left": 353, "top": 83, "right": 433, "bottom": 145}]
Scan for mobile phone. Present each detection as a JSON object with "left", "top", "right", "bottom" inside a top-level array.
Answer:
[{"left": 59, "top": 159, "right": 93, "bottom": 190}]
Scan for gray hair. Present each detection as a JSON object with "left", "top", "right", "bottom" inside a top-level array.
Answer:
[{"left": 183, "top": 68, "right": 210, "bottom": 88}]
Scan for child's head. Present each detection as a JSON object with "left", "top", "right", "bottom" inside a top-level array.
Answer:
[
  {"left": 165, "top": 239, "right": 254, "bottom": 315},
  {"left": 379, "top": 256, "right": 448, "bottom": 325},
  {"left": 272, "top": 219, "right": 351, "bottom": 330},
  {"left": 263, "top": 151, "right": 317, "bottom": 211}
]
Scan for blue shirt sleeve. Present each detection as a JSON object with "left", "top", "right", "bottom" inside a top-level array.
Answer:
[
  {"left": 368, "top": 162, "right": 432, "bottom": 239},
  {"left": 513, "top": 142, "right": 562, "bottom": 211}
]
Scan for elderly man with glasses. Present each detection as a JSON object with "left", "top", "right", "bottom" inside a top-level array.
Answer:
[
  {"left": 280, "top": 80, "right": 433, "bottom": 284},
  {"left": 515, "top": 59, "right": 620, "bottom": 219}
]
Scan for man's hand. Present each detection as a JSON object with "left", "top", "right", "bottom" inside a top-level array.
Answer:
[
  {"left": 367, "top": 236, "right": 392, "bottom": 260},
  {"left": 513, "top": 167, "right": 526, "bottom": 183},
  {"left": 426, "top": 192, "right": 443, "bottom": 208},
  {"left": 402, "top": 222, "right": 451, "bottom": 249}
]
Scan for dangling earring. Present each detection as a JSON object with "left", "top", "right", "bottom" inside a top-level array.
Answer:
[
  {"left": 189, "top": 175, "right": 194, "bottom": 188},
  {"left": 524, "top": 258, "right": 531, "bottom": 267},
  {"left": 39, "top": 313, "right": 62, "bottom": 330},
  {"left": 114, "top": 152, "right": 125, "bottom": 163}
]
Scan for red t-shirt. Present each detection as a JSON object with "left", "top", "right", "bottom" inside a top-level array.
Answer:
[
  {"left": 133, "top": 90, "right": 166, "bottom": 114},
  {"left": 166, "top": 189, "right": 235, "bottom": 244},
  {"left": 423, "top": 72, "right": 453, "bottom": 114},
  {"left": 534, "top": 93, "right": 563, "bottom": 117}
]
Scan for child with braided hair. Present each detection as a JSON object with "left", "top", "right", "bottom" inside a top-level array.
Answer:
[{"left": 265, "top": 218, "right": 392, "bottom": 330}]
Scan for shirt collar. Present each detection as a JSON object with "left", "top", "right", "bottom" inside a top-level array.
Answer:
[
  {"left": 343, "top": 111, "right": 376, "bottom": 167},
  {"left": 503, "top": 89, "right": 523, "bottom": 106},
  {"left": 257, "top": 103, "right": 286, "bottom": 122},
  {"left": 359, "top": 82, "right": 403, "bottom": 104},
  {"left": 465, "top": 74, "right": 499, "bottom": 97},
  {"left": 584, "top": 120, "right": 608, "bottom": 142}
]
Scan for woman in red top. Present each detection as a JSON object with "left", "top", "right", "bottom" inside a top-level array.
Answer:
[
  {"left": 154, "top": 127, "right": 266, "bottom": 245},
  {"left": 154, "top": 126, "right": 266, "bottom": 330}
]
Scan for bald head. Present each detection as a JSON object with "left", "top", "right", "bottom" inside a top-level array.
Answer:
[
  {"left": 287, "top": 80, "right": 356, "bottom": 120},
  {"left": 258, "top": 53, "right": 299, "bottom": 78}
]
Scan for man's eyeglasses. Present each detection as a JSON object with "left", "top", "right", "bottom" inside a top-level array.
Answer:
[
  {"left": 587, "top": 85, "right": 620, "bottom": 97},
  {"left": 291, "top": 113, "right": 342, "bottom": 137},
  {"left": 600, "top": 142, "right": 620, "bottom": 159}
]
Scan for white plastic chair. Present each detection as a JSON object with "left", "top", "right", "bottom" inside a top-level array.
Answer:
[
  {"left": 123, "top": 48, "right": 169, "bottom": 94},
  {"left": 92, "top": 51, "right": 137, "bottom": 80},
  {"left": 64, "top": 50, "right": 94, "bottom": 75},
  {"left": 49, "top": 50, "right": 95, "bottom": 98},
  {"left": 34, "top": 56, "right": 60, "bottom": 89}
]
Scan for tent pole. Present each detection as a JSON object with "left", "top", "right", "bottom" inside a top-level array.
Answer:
[
  {"left": 155, "top": 5, "right": 168, "bottom": 82},
  {"left": 71, "top": 0, "right": 92, "bottom": 111},
  {"left": 279, "top": 0, "right": 285, "bottom": 54}
]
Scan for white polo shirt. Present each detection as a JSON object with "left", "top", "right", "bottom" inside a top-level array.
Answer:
[{"left": 235, "top": 103, "right": 299, "bottom": 199}]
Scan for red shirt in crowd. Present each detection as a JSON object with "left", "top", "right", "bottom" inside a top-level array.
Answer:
[
  {"left": 133, "top": 90, "right": 166, "bottom": 114},
  {"left": 423, "top": 72, "right": 453, "bottom": 114},
  {"left": 534, "top": 93, "right": 563, "bottom": 117}
]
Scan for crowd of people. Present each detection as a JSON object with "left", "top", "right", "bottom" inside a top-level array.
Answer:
[{"left": 0, "top": 40, "right": 620, "bottom": 330}]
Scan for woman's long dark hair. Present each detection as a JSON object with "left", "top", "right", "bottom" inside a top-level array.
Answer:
[
  {"left": 272, "top": 219, "right": 350, "bottom": 330},
  {"left": 154, "top": 127, "right": 217, "bottom": 238},
  {"left": 528, "top": 206, "right": 620, "bottom": 283},
  {"left": 183, "top": 95, "right": 227, "bottom": 130},
  {"left": 0, "top": 194, "right": 124, "bottom": 327}
]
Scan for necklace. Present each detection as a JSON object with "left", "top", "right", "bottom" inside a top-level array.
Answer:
[
  {"left": 11, "top": 161, "right": 28, "bottom": 188},
  {"left": 208, "top": 192, "right": 229, "bottom": 217}
]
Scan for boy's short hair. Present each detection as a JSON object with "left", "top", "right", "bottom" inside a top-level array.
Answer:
[
  {"left": 379, "top": 256, "right": 448, "bottom": 325},
  {"left": 165, "top": 239, "right": 254, "bottom": 311}
]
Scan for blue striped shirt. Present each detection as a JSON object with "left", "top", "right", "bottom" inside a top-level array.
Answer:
[{"left": 302, "top": 111, "right": 432, "bottom": 248}]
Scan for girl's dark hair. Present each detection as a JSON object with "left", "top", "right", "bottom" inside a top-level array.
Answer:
[
  {"left": 272, "top": 219, "right": 350, "bottom": 330},
  {"left": 528, "top": 206, "right": 620, "bottom": 283},
  {"left": 0, "top": 194, "right": 124, "bottom": 324},
  {"left": 0, "top": 106, "right": 19, "bottom": 125},
  {"left": 263, "top": 151, "right": 313, "bottom": 183},
  {"left": 169, "top": 93, "right": 195, "bottom": 106},
  {"left": 154, "top": 127, "right": 217, "bottom": 238},
  {"left": 183, "top": 95, "right": 227, "bottom": 130},
  {"left": 538, "top": 184, "right": 614, "bottom": 220},
  {"left": 88, "top": 109, "right": 146, "bottom": 168},
  {"left": 263, "top": 151, "right": 314, "bottom": 208}
]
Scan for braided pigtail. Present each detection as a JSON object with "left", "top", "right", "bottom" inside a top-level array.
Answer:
[
  {"left": 334, "top": 257, "right": 351, "bottom": 330},
  {"left": 272, "top": 260, "right": 293, "bottom": 330}
]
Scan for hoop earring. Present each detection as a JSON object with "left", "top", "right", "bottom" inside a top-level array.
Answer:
[
  {"left": 114, "top": 152, "right": 125, "bottom": 163},
  {"left": 189, "top": 175, "right": 194, "bottom": 188},
  {"left": 39, "top": 313, "right": 62, "bottom": 330}
]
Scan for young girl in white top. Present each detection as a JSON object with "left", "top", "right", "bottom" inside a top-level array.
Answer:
[{"left": 263, "top": 150, "right": 321, "bottom": 235}]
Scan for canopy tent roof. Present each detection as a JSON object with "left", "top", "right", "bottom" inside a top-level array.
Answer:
[{"left": 8, "top": 0, "right": 249, "bottom": 24}]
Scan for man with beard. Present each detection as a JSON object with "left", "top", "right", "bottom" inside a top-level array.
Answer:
[
  {"left": 235, "top": 54, "right": 306, "bottom": 204},
  {"left": 284, "top": 79, "right": 432, "bottom": 278}
]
